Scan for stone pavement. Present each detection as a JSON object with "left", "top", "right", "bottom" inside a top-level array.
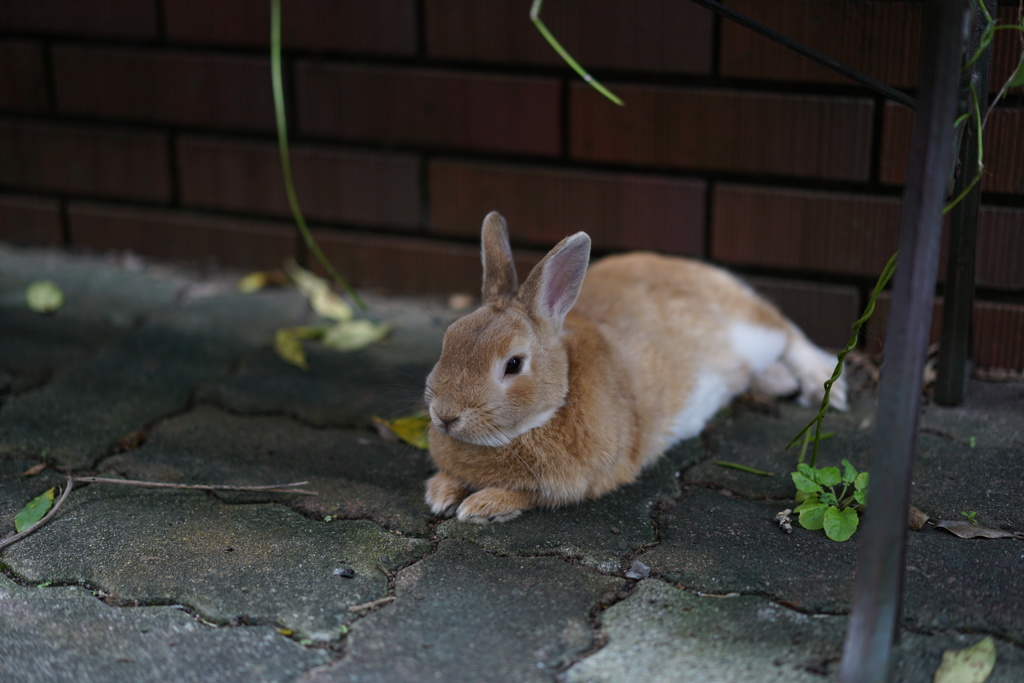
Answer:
[{"left": 1, "top": 243, "right": 1022, "bottom": 682}]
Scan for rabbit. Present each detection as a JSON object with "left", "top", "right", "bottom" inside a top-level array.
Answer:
[{"left": 424, "top": 212, "right": 847, "bottom": 523}]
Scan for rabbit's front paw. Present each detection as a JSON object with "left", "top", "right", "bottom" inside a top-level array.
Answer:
[
  {"left": 455, "top": 488, "right": 536, "bottom": 524},
  {"left": 425, "top": 472, "right": 471, "bottom": 517}
]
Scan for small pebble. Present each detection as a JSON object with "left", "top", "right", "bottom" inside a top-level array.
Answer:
[{"left": 333, "top": 567, "right": 356, "bottom": 579}]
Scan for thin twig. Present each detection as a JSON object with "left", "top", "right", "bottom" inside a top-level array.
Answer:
[
  {"left": 0, "top": 477, "right": 75, "bottom": 551},
  {"left": 70, "top": 479, "right": 317, "bottom": 493},
  {"left": 348, "top": 595, "right": 395, "bottom": 613}
]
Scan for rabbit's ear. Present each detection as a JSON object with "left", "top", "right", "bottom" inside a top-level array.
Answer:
[
  {"left": 481, "top": 212, "right": 518, "bottom": 301},
  {"left": 520, "top": 232, "right": 591, "bottom": 329}
]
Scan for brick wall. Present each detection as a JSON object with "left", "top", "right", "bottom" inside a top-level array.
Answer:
[{"left": 1, "top": 0, "right": 1022, "bottom": 369}]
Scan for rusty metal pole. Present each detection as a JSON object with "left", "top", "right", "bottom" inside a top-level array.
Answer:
[{"left": 838, "top": 1, "right": 968, "bottom": 681}]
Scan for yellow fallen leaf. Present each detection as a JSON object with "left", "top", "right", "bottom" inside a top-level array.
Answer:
[
  {"left": 372, "top": 414, "right": 430, "bottom": 450},
  {"left": 311, "top": 288, "right": 353, "bottom": 322},
  {"left": 26, "top": 280, "right": 64, "bottom": 314},
  {"left": 283, "top": 259, "right": 353, "bottom": 321},
  {"left": 322, "top": 319, "right": 389, "bottom": 352},
  {"left": 934, "top": 636, "right": 996, "bottom": 683},
  {"left": 273, "top": 326, "right": 326, "bottom": 370},
  {"left": 238, "top": 271, "right": 270, "bottom": 293}
]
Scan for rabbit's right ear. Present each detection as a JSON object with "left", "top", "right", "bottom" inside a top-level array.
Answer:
[{"left": 481, "top": 212, "right": 518, "bottom": 301}]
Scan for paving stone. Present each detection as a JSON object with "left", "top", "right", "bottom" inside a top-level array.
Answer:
[
  {"left": 0, "top": 573, "right": 331, "bottom": 683},
  {"left": 641, "top": 486, "right": 1024, "bottom": 641},
  {"left": 562, "top": 579, "right": 1024, "bottom": 683},
  {"left": 562, "top": 579, "right": 847, "bottom": 682},
  {"left": 920, "top": 380, "right": 1024, "bottom": 448},
  {"left": 436, "top": 441, "right": 703, "bottom": 573},
  {"left": 201, "top": 295, "right": 446, "bottom": 427},
  {"left": 903, "top": 528, "right": 1024, "bottom": 641},
  {"left": 99, "top": 404, "right": 435, "bottom": 535},
  {"left": 911, "top": 433, "right": 1024, "bottom": 530},
  {"left": 0, "top": 283, "right": 307, "bottom": 470},
  {"left": 686, "top": 399, "right": 875, "bottom": 500},
  {"left": 0, "top": 246, "right": 185, "bottom": 397},
  {"left": 301, "top": 540, "right": 619, "bottom": 683},
  {"left": 638, "top": 486, "right": 858, "bottom": 611},
  {"left": 0, "top": 487, "right": 431, "bottom": 642}
]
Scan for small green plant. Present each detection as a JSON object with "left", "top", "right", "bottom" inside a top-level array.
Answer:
[
  {"left": 791, "top": 460, "right": 868, "bottom": 542},
  {"left": 961, "top": 510, "right": 979, "bottom": 524}
]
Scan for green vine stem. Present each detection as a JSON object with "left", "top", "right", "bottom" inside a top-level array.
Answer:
[
  {"left": 270, "top": 0, "right": 366, "bottom": 310},
  {"left": 530, "top": 0, "right": 624, "bottom": 106},
  {"left": 787, "top": 252, "right": 899, "bottom": 466}
]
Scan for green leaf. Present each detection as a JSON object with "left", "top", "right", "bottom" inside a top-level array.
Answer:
[
  {"left": 791, "top": 471, "right": 822, "bottom": 494},
  {"left": 794, "top": 498, "right": 828, "bottom": 530},
  {"left": 854, "top": 490, "right": 866, "bottom": 506},
  {"left": 26, "top": 280, "right": 64, "bottom": 314},
  {"left": 796, "top": 463, "right": 817, "bottom": 481},
  {"left": 823, "top": 506, "right": 859, "bottom": 541},
  {"left": 819, "top": 490, "right": 838, "bottom": 507},
  {"left": 854, "top": 471, "right": 869, "bottom": 491},
  {"left": 933, "top": 636, "right": 996, "bottom": 683},
  {"left": 15, "top": 487, "right": 55, "bottom": 533},
  {"left": 817, "top": 466, "right": 841, "bottom": 487},
  {"left": 841, "top": 459, "right": 857, "bottom": 484}
]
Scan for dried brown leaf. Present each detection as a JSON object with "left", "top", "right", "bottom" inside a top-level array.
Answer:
[
  {"left": 935, "top": 520, "right": 1024, "bottom": 540},
  {"left": 908, "top": 505, "right": 930, "bottom": 531},
  {"left": 20, "top": 463, "right": 47, "bottom": 477}
]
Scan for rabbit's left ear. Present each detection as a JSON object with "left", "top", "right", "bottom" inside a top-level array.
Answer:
[
  {"left": 519, "top": 232, "right": 591, "bottom": 329},
  {"left": 480, "top": 212, "right": 518, "bottom": 301}
]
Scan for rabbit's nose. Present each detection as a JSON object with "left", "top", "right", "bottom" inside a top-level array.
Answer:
[{"left": 439, "top": 415, "right": 460, "bottom": 432}]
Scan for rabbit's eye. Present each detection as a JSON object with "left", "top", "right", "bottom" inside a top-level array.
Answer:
[{"left": 504, "top": 356, "right": 524, "bottom": 376}]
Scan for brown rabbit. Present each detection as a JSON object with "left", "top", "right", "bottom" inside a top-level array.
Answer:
[{"left": 424, "top": 212, "right": 846, "bottom": 523}]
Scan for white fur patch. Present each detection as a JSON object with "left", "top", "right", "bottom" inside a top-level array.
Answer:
[
  {"left": 665, "top": 372, "right": 733, "bottom": 445},
  {"left": 729, "top": 322, "right": 787, "bottom": 373}
]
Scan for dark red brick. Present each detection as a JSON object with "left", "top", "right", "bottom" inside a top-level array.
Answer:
[
  {"left": 0, "top": 0, "right": 157, "bottom": 38},
  {"left": 989, "top": 5, "right": 1024, "bottom": 96},
  {"left": 744, "top": 276, "right": 860, "bottom": 350},
  {"left": 68, "top": 203, "right": 297, "bottom": 270},
  {"left": 429, "top": 160, "right": 706, "bottom": 255},
  {"left": 721, "top": 2, "right": 1018, "bottom": 95},
  {"left": 295, "top": 64, "right": 561, "bottom": 156},
  {"left": 881, "top": 103, "right": 1024, "bottom": 194},
  {"left": 177, "top": 137, "right": 420, "bottom": 229},
  {"left": 53, "top": 47, "right": 275, "bottom": 131},
  {"left": 0, "top": 121, "right": 170, "bottom": 201},
  {"left": 0, "top": 194, "right": 63, "bottom": 246},
  {"left": 0, "top": 41, "right": 48, "bottom": 112},
  {"left": 866, "top": 294, "right": 1024, "bottom": 371},
  {"left": 972, "top": 302, "right": 1024, "bottom": 370},
  {"left": 711, "top": 185, "right": 901, "bottom": 276},
  {"left": 165, "top": 0, "right": 415, "bottom": 54},
  {"left": 425, "top": 0, "right": 712, "bottom": 74},
  {"left": 976, "top": 206, "right": 1024, "bottom": 290},
  {"left": 720, "top": 0, "right": 921, "bottom": 88},
  {"left": 313, "top": 229, "right": 545, "bottom": 296},
  {"left": 862, "top": 293, "right": 943, "bottom": 355},
  {"left": 570, "top": 84, "right": 873, "bottom": 180}
]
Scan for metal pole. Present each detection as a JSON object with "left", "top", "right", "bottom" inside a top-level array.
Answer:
[
  {"left": 838, "top": 1, "right": 968, "bottom": 681},
  {"left": 935, "top": 0, "right": 996, "bottom": 406}
]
